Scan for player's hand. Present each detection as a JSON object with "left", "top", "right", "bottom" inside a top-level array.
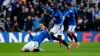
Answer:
[
  {"left": 44, "top": 27, "right": 48, "bottom": 31},
  {"left": 28, "top": 30, "right": 31, "bottom": 35}
]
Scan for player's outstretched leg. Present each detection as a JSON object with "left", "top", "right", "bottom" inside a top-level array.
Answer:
[
  {"left": 62, "top": 40, "right": 71, "bottom": 51},
  {"left": 50, "top": 32, "right": 59, "bottom": 40},
  {"left": 67, "top": 32, "right": 74, "bottom": 47},
  {"left": 58, "top": 35, "right": 63, "bottom": 47},
  {"left": 71, "top": 33, "right": 80, "bottom": 48},
  {"left": 58, "top": 35, "right": 71, "bottom": 51},
  {"left": 50, "top": 32, "right": 64, "bottom": 47}
]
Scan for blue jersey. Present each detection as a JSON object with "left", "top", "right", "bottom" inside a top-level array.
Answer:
[
  {"left": 63, "top": 7, "right": 76, "bottom": 26},
  {"left": 44, "top": 7, "right": 63, "bottom": 25},
  {"left": 29, "top": 30, "right": 51, "bottom": 45}
]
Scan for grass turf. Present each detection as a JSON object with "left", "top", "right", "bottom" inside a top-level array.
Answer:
[{"left": 0, "top": 42, "right": 100, "bottom": 56}]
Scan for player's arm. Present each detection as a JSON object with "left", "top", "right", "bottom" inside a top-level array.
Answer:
[
  {"left": 63, "top": 10, "right": 71, "bottom": 20},
  {"left": 57, "top": 10, "right": 64, "bottom": 24},
  {"left": 43, "top": 6, "right": 53, "bottom": 12},
  {"left": 58, "top": 10, "right": 63, "bottom": 18},
  {"left": 63, "top": 10, "right": 70, "bottom": 16},
  {"left": 28, "top": 30, "right": 33, "bottom": 40},
  {"left": 46, "top": 31, "right": 52, "bottom": 40},
  {"left": 40, "top": 4, "right": 52, "bottom": 12},
  {"left": 40, "top": 2, "right": 53, "bottom": 12}
]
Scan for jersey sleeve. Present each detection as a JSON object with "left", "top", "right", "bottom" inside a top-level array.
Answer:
[
  {"left": 45, "top": 31, "right": 51, "bottom": 40},
  {"left": 58, "top": 10, "right": 63, "bottom": 18},
  {"left": 29, "top": 34, "right": 34, "bottom": 40},
  {"left": 58, "top": 10, "right": 64, "bottom": 24},
  {"left": 58, "top": 10, "right": 63, "bottom": 17},
  {"left": 63, "top": 10, "right": 70, "bottom": 16}
]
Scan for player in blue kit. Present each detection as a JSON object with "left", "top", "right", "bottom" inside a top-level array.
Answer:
[
  {"left": 21, "top": 23, "right": 51, "bottom": 52},
  {"left": 63, "top": 2, "right": 80, "bottom": 48},
  {"left": 41, "top": 3, "right": 71, "bottom": 51}
]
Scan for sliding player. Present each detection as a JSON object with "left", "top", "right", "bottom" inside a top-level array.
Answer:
[{"left": 21, "top": 23, "right": 51, "bottom": 52}]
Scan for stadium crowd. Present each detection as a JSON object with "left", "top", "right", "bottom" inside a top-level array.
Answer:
[{"left": 0, "top": 0, "right": 100, "bottom": 32}]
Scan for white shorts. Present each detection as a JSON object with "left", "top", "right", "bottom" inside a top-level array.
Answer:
[
  {"left": 50, "top": 24, "right": 64, "bottom": 38},
  {"left": 68, "top": 25, "right": 76, "bottom": 32},
  {"left": 50, "top": 24, "right": 64, "bottom": 34},
  {"left": 23, "top": 41, "right": 39, "bottom": 50},
  {"left": 54, "top": 33, "right": 65, "bottom": 40}
]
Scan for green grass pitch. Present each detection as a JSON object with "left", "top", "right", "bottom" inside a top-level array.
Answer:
[{"left": 0, "top": 42, "right": 100, "bottom": 56}]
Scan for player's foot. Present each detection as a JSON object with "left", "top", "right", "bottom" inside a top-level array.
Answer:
[
  {"left": 70, "top": 41, "right": 74, "bottom": 47},
  {"left": 66, "top": 47, "right": 71, "bottom": 51},
  {"left": 76, "top": 43, "right": 80, "bottom": 48},
  {"left": 39, "top": 48, "right": 44, "bottom": 52},
  {"left": 59, "top": 41, "right": 62, "bottom": 47},
  {"left": 59, "top": 39, "right": 63, "bottom": 47}
]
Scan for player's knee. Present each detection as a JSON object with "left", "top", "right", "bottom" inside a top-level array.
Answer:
[
  {"left": 58, "top": 35, "right": 62, "bottom": 38},
  {"left": 58, "top": 35, "right": 62, "bottom": 40},
  {"left": 29, "top": 47, "right": 34, "bottom": 52},
  {"left": 71, "top": 33, "right": 75, "bottom": 36},
  {"left": 21, "top": 48, "right": 27, "bottom": 52},
  {"left": 50, "top": 32, "right": 54, "bottom": 37},
  {"left": 67, "top": 31, "right": 71, "bottom": 35}
]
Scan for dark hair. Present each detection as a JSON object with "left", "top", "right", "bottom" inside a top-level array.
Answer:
[
  {"left": 41, "top": 22, "right": 46, "bottom": 26},
  {"left": 50, "top": 3, "right": 59, "bottom": 9},
  {"left": 51, "top": 3, "right": 57, "bottom": 6},
  {"left": 65, "top": 2, "right": 71, "bottom": 7}
]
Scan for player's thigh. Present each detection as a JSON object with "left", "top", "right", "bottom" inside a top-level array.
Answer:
[
  {"left": 29, "top": 41, "right": 39, "bottom": 51},
  {"left": 72, "top": 25, "right": 76, "bottom": 32},
  {"left": 68, "top": 25, "right": 76, "bottom": 32},
  {"left": 50, "top": 25, "right": 58, "bottom": 34},
  {"left": 23, "top": 41, "right": 33, "bottom": 50},
  {"left": 68, "top": 25, "right": 73, "bottom": 31},
  {"left": 60, "top": 33, "right": 65, "bottom": 40},
  {"left": 54, "top": 32, "right": 64, "bottom": 38},
  {"left": 61, "top": 25, "right": 64, "bottom": 31}
]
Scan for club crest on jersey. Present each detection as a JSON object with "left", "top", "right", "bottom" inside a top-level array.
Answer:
[{"left": 36, "top": 32, "right": 40, "bottom": 35}]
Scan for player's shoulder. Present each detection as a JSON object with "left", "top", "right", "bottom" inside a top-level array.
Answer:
[
  {"left": 69, "top": 7, "right": 74, "bottom": 12},
  {"left": 41, "top": 30, "right": 49, "bottom": 35}
]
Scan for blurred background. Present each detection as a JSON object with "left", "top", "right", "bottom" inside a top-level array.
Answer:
[{"left": 0, "top": 0, "right": 100, "bottom": 32}]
